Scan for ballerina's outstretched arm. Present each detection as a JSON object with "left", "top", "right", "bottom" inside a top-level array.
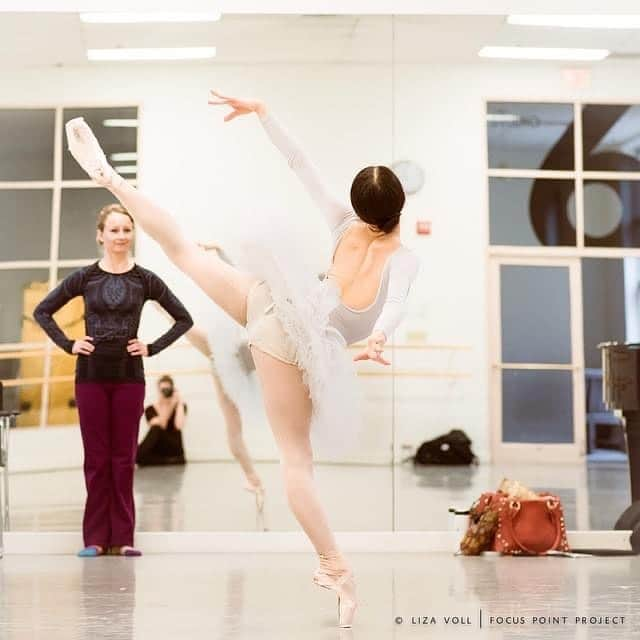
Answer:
[
  {"left": 208, "top": 90, "right": 355, "bottom": 238},
  {"left": 64, "top": 118, "right": 255, "bottom": 327}
]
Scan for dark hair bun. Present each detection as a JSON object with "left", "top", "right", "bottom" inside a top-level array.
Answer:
[{"left": 350, "top": 166, "right": 405, "bottom": 234}]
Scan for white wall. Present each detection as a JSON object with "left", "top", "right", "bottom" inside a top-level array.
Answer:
[{"left": 6, "top": 57, "right": 640, "bottom": 472}]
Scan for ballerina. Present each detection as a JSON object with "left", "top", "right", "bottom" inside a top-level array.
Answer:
[{"left": 63, "top": 92, "right": 418, "bottom": 627}]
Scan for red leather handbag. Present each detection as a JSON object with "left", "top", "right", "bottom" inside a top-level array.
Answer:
[
  {"left": 459, "top": 491, "right": 571, "bottom": 556},
  {"left": 492, "top": 493, "right": 570, "bottom": 555}
]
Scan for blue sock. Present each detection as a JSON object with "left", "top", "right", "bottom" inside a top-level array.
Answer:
[{"left": 77, "top": 545, "right": 103, "bottom": 557}]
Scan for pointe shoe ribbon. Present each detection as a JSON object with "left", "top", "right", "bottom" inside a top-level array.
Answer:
[
  {"left": 65, "top": 117, "right": 121, "bottom": 188},
  {"left": 312, "top": 569, "right": 357, "bottom": 628}
]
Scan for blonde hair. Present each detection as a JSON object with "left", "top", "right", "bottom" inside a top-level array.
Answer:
[{"left": 96, "top": 204, "right": 135, "bottom": 246}]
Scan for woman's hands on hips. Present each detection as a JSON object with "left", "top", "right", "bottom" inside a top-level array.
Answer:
[
  {"left": 72, "top": 336, "right": 94, "bottom": 356},
  {"left": 127, "top": 339, "right": 148, "bottom": 357},
  {"left": 353, "top": 331, "right": 390, "bottom": 366},
  {"left": 208, "top": 90, "right": 267, "bottom": 120}
]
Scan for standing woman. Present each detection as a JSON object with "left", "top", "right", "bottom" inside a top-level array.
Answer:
[
  {"left": 64, "top": 95, "right": 419, "bottom": 627},
  {"left": 34, "top": 204, "right": 193, "bottom": 557}
]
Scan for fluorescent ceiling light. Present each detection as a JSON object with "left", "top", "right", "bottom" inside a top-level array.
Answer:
[
  {"left": 103, "top": 119, "right": 138, "bottom": 128},
  {"left": 110, "top": 152, "right": 138, "bottom": 161},
  {"left": 114, "top": 165, "right": 138, "bottom": 175},
  {"left": 478, "top": 46, "right": 609, "bottom": 61},
  {"left": 80, "top": 12, "right": 221, "bottom": 24},
  {"left": 487, "top": 114, "right": 521, "bottom": 123},
  {"left": 88, "top": 47, "right": 216, "bottom": 62},
  {"left": 508, "top": 15, "right": 640, "bottom": 29}
]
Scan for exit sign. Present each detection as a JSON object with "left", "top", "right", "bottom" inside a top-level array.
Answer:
[{"left": 416, "top": 220, "right": 431, "bottom": 235}]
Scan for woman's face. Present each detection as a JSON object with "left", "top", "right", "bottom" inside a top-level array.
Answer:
[
  {"left": 97, "top": 212, "right": 134, "bottom": 255},
  {"left": 158, "top": 381, "right": 173, "bottom": 399}
]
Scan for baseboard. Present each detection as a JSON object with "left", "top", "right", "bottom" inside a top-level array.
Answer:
[{"left": 0, "top": 530, "right": 632, "bottom": 555}]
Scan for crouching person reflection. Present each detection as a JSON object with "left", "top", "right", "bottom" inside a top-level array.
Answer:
[{"left": 136, "top": 375, "right": 186, "bottom": 466}]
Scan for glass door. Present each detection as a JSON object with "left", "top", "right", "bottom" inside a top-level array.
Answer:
[{"left": 489, "top": 257, "right": 585, "bottom": 462}]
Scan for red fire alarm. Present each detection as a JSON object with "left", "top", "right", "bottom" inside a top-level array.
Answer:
[{"left": 416, "top": 220, "right": 431, "bottom": 235}]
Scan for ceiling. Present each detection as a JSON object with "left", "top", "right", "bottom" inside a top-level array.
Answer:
[{"left": 2, "top": 13, "right": 640, "bottom": 68}]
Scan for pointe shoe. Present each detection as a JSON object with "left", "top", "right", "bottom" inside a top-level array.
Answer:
[
  {"left": 244, "top": 483, "right": 265, "bottom": 513},
  {"left": 313, "top": 569, "right": 357, "bottom": 628},
  {"left": 65, "top": 118, "right": 121, "bottom": 187}
]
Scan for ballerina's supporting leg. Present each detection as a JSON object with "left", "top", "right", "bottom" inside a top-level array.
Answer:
[{"left": 250, "top": 346, "right": 356, "bottom": 627}]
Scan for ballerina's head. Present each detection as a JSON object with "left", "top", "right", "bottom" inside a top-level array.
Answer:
[
  {"left": 96, "top": 203, "right": 135, "bottom": 255},
  {"left": 350, "top": 166, "right": 405, "bottom": 235}
]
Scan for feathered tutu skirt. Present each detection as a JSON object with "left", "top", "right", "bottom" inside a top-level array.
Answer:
[{"left": 234, "top": 231, "right": 363, "bottom": 458}]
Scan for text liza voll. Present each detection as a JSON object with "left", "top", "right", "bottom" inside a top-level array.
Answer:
[{"left": 410, "top": 616, "right": 472, "bottom": 625}]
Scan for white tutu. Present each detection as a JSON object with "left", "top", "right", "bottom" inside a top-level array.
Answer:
[
  {"left": 199, "top": 302, "right": 262, "bottom": 428},
  {"left": 234, "top": 226, "right": 363, "bottom": 458}
]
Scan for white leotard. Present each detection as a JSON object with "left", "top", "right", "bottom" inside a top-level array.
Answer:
[{"left": 259, "top": 112, "right": 419, "bottom": 345}]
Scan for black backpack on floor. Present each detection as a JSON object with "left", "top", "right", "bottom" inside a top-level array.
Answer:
[{"left": 410, "top": 429, "right": 478, "bottom": 466}]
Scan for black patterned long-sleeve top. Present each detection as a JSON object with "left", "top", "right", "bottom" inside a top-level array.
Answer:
[{"left": 33, "top": 262, "right": 193, "bottom": 382}]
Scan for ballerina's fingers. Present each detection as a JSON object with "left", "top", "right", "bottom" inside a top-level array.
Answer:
[
  {"left": 224, "top": 111, "right": 245, "bottom": 122},
  {"left": 370, "top": 349, "right": 391, "bottom": 366},
  {"left": 209, "top": 89, "right": 232, "bottom": 101}
]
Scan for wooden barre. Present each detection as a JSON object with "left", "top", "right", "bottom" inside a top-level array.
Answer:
[
  {"left": 0, "top": 341, "right": 472, "bottom": 358},
  {"left": 1, "top": 368, "right": 473, "bottom": 386}
]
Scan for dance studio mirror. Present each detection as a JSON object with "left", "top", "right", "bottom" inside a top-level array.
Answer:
[
  {"left": 3, "top": 13, "right": 638, "bottom": 538},
  {"left": 390, "top": 15, "right": 639, "bottom": 532},
  {"left": 2, "top": 13, "right": 396, "bottom": 534}
]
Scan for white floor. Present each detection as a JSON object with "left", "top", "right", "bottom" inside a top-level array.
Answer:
[
  {"left": 1, "top": 552, "right": 638, "bottom": 639},
  {"left": 7, "top": 458, "right": 631, "bottom": 532}
]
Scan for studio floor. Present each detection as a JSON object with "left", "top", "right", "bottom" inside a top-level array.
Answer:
[
  {"left": 0, "top": 552, "right": 638, "bottom": 639},
  {"left": 8, "top": 456, "right": 631, "bottom": 532}
]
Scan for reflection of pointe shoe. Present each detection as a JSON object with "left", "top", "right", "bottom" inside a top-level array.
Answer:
[
  {"left": 313, "top": 570, "right": 357, "bottom": 628},
  {"left": 244, "top": 484, "right": 265, "bottom": 513},
  {"left": 65, "top": 118, "right": 121, "bottom": 187}
]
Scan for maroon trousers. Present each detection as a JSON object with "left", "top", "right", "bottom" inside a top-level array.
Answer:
[{"left": 75, "top": 382, "right": 145, "bottom": 548}]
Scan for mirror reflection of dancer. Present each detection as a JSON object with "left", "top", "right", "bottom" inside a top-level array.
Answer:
[
  {"left": 64, "top": 93, "right": 419, "bottom": 626},
  {"left": 161, "top": 246, "right": 266, "bottom": 514},
  {"left": 33, "top": 204, "right": 193, "bottom": 557}
]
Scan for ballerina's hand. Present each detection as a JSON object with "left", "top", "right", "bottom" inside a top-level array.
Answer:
[
  {"left": 208, "top": 90, "right": 266, "bottom": 121},
  {"left": 353, "top": 331, "right": 390, "bottom": 366}
]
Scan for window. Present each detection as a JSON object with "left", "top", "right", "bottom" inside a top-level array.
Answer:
[{"left": 0, "top": 105, "right": 139, "bottom": 427}]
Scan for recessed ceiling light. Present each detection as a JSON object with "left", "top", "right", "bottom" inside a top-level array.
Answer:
[
  {"left": 80, "top": 12, "right": 221, "bottom": 24},
  {"left": 508, "top": 15, "right": 640, "bottom": 29},
  {"left": 478, "top": 46, "right": 610, "bottom": 61},
  {"left": 88, "top": 47, "right": 217, "bottom": 62},
  {"left": 103, "top": 119, "right": 139, "bottom": 128}
]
